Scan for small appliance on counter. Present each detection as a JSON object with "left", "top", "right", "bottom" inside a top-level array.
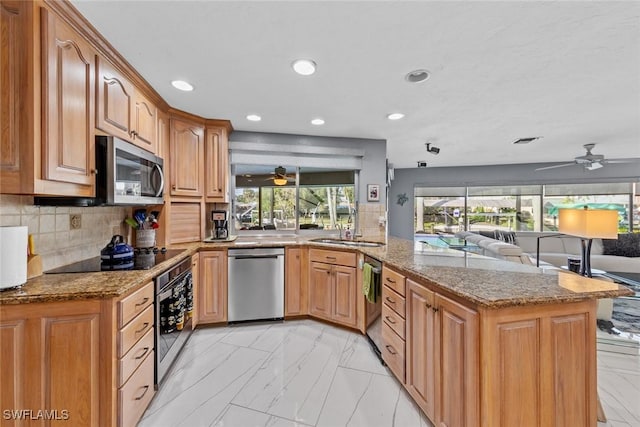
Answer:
[
  {"left": 100, "top": 235, "right": 134, "bottom": 270},
  {"left": 208, "top": 210, "right": 231, "bottom": 241},
  {"left": 0, "top": 226, "right": 28, "bottom": 290}
]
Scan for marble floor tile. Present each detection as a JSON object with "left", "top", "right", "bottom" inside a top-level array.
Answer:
[
  {"left": 140, "top": 319, "right": 639, "bottom": 427},
  {"left": 212, "top": 404, "right": 313, "bottom": 427},
  {"left": 231, "top": 322, "right": 349, "bottom": 425},
  {"left": 339, "top": 333, "right": 389, "bottom": 376},
  {"left": 139, "top": 343, "right": 268, "bottom": 427}
]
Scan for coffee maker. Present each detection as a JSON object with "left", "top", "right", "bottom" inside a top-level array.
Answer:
[{"left": 210, "top": 210, "right": 229, "bottom": 240}]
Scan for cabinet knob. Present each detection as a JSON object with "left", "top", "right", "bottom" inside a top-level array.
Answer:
[
  {"left": 91, "top": 169, "right": 98, "bottom": 175},
  {"left": 425, "top": 303, "right": 432, "bottom": 309},
  {"left": 432, "top": 307, "right": 439, "bottom": 313},
  {"left": 172, "top": 184, "right": 176, "bottom": 190}
]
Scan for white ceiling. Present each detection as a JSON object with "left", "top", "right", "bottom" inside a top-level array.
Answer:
[{"left": 71, "top": 0, "right": 640, "bottom": 169}]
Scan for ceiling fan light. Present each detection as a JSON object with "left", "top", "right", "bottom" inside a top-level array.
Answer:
[
  {"left": 273, "top": 178, "right": 288, "bottom": 186},
  {"left": 585, "top": 161, "right": 603, "bottom": 171}
]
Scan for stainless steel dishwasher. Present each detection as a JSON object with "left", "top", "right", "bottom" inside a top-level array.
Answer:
[{"left": 227, "top": 247, "right": 285, "bottom": 322}]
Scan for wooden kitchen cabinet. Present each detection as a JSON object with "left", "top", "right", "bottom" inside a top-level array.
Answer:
[
  {"left": 205, "top": 125, "right": 229, "bottom": 202},
  {"left": 170, "top": 118, "right": 204, "bottom": 197},
  {"left": 96, "top": 57, "right": 157, "bottom": 154},
  {"left": 308, "top": 249, "right": 357, "bottom": 328},
  {"left": 1, "top": 3, "right": 96, "bottom": 196},
  {"left": 406, "top": 279, "right": 436, "bottom": 419},
  {"left": 0, "top": 281, "right": 157, "bottom": 427},
  {"left": 198, "top": 250, "right": 227, "bottom": 324},
  {"left": 0, "top": 299, "right": 103, "bottom": 426},
  {"left": 285, "top": 247, "right": 308, "bottom": 316},
  {"left": 404, "top": 277, "right": 478, "bottom": 427}
]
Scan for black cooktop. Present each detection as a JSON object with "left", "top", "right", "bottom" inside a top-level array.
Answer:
[{"left": 45, "top": 249, "right": 185, "bottom": 273}]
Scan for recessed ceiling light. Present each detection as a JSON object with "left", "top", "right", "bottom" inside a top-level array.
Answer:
[
  {"left": 292, "top": 59, "right": 316, "bottom": 76},
  {"left": 171, "top": 80, "right": 194, "bottom": 91},
  {"left": 387, "top": 113, "right": 405, "bottom": 120},
  {"left": 405, "top": 69, "right": 430, "bottom": 83},
  {"left": 311, "top": 118, "right": 325, "bottom": 125},
  {"left": 246, "top": 114, "right": 261, "bottom": 122}
]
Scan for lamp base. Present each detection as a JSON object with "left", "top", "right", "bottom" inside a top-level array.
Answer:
[{"left": 580, "top": 238, "right": 593, "bottom": 278}]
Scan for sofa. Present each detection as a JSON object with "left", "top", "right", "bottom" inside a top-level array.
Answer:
[{"left": 456, "top": 230, "right": 640, "bottom": 274}]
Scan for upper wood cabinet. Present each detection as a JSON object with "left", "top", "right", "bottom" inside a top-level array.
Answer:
[
  {"left": 96, "top": 57, "right": 157, "bottom": 154},
  {"left": 1, "top": 3, "right": 97, "bottom": 196},
  {"left": 42, "top": 7, "right": 96, "bottom": 188},
  {"left": 170, "top": 118, "right": 204, "bottom": 197},
  {"left": 204, "top": 126, "right": 229, "bottom": 202}
]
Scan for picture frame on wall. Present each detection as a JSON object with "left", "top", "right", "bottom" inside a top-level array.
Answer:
[{"left": 367, "top": 184, "right": 380, "bottom": 202}]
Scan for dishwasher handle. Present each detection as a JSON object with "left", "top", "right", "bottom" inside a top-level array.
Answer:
[{"left": 231, "top": 255, "right": 281, "bottom": 260}]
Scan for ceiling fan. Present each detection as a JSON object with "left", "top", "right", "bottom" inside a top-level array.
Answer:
[
  {"left": 266, "top": 166, "right": 296, "bottom": 185},
  {"left": 535, "top": 144, "right": 638, "bottom": 171}
]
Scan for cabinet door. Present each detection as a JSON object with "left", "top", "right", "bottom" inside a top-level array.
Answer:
[
  {"left": 132, "top": 89, "right": 157, "bottom": 153},
  {"left": 0, "top": 319, "right": 27, "bottom": 423},
  {"left": 191, "top": 253, "right": 200, "bottom": 329},
  {"left": 41, "top": 8, "right": 96, "bottom": 188},
  {"left": 96, "top": 55, "right": 133, "bottom": 141},
  {"left": 170, "top": 119, "right": 204, "bottom": 196},
  {"left": 0, "top": 0, "right": 32, "bottom": 193},
  {"left": 309, "top": 261, "right": 332, "bottom": 320},
  {"left": 285, "top": 247, "right": 308, "bottom": 316},
  {"left": 333, "top": 265, "right": 357, "bottom": 327},
  {"left": 204, "top": 126, "right": 228, "bottom": 201},
  {"left": 406, "top": 279, "right": 436, "bottom": 419},
  {"left": 198, "top": 251, "right": 227, "bottom": 324},
  {"left": 435, "top": 294, "right": 479, "bottom": 427}
]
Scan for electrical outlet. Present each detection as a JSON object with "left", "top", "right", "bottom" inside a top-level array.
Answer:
[{"left": 70, "top": 214, "right": 82, "bottom": 230}]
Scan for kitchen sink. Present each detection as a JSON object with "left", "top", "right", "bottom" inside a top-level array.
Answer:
[{"left": 310, "top": 238, "right": 384, "bottom": 248}]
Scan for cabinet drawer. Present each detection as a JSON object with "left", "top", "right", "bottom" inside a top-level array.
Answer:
[
  {"left": 119, "top": 282, "right": 154, "bottom": 328},
  {"left": 309, "top": 249, "right": 356, "bottom": 267},
  {"left": 382, "top": 303, "right": 405, "bottom": 339},
  {"left": 382, "top": 285, "right": 406, "bottom": 318},
  {"left": 118, "top": 349, "right": 155, "bottom": 427},
  {"left": 119, "top": 327, "right": 154, "bottom": 387},
  {"left": 382, "top": 266, "right": 405, "bottom": 296},
  {"left": 382, "top": 323, "right": 405, "bottom": 383},
  {"left": 118, "top": 305, "right": 154, "bottom": 358}
]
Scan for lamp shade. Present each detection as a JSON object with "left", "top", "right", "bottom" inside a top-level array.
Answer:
[
  {"left": 273, "top": 178, "right": 287, "bottom": 186},
  {"left": 558, "top": 208, "right": 618, "bottom": 239}
]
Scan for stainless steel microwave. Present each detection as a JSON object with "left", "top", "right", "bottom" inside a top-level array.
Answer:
[{"left": 96, "top": 136, "right": 164, "bottom": 205}]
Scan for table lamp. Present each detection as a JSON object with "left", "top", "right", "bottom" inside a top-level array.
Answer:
[{"left": 558, "top": 207, "right": 618, "bottom": 277}]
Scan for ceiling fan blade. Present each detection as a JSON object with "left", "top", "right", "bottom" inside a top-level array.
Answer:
[
  {"left": 535, "top": 163, "right": 576, "bottom": 171},
  {"left": 604, "top": 158, "right": 640, "bottom": 164}
]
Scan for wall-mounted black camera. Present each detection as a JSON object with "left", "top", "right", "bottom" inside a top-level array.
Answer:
[{"left": 425, "top": 143, "right": 440, "bottom": 155}]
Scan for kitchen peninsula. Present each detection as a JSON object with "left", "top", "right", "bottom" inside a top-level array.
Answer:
[{"left": 0, "top": 237, "right": 632, "bottom": 427}]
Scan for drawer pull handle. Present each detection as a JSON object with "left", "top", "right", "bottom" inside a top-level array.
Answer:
[
  {"left": 135, "top": 297, "right": 150, "bottom": 307},
  {"left": 135, "top": 347, "right": 150, "bottom": 360},
  {"left": 386, "top": 277, "right": 396, "bottom": 283},
  {"left": 385, "top": 316, "right": 396, "bottom": 324},
  {"left": 385, "top": 345, "right": 397, "bottom": 355},
  {"left": 135, "top": 322, "right": 149, "bottom": 335},
  {"left": 326, "top": 256, "right": 336, "bottom": 261},
  {"left": 385, "top": 297, "right": 395, "bottom": 304},
  {"left": 134, "top": 385, "right": 150, "bottom": 401}
]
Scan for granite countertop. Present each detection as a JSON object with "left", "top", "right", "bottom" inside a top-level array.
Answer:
[{"left": 0, "top": 236, "right": 633, "bottom": 307}]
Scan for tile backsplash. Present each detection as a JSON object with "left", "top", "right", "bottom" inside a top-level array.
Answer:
[
  {"left": 358, "top": 203, "right": 386, "bottom": 241},
  {"left": 0, "top": 195, "right": 129, "bottom": 271}
]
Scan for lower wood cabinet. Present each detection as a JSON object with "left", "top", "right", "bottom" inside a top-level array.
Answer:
[
  {"left": 191, "top": 253, "right": 200, "bottom": 328},
  {"left": 198, "top": 250, "right": 227, "bottom": 324},
  {"left": 285, "top": 247, "right": 308, "bottom": 316},
  {"left": 308, "top": 249, "right": 357, "bottom": 328},
  {"left": 0, "top": 281, "right": 156, "bottom": 427}
]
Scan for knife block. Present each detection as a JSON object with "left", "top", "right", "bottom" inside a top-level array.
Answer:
[{"left": 27, "top": 254, "right": 43, "bottom": 279}]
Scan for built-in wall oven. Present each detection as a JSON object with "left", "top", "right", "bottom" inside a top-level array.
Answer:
[{"left": 155, "top": 257, "right": 193, "bottom": 386}]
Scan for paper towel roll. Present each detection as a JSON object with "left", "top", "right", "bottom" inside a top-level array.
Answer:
[{"left": 1, "top": 226, "right": 28, "bottom": 289}]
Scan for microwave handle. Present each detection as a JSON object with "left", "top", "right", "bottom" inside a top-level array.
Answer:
[{"left": 153, "top": 164, "right": 165, "bottom": 197}]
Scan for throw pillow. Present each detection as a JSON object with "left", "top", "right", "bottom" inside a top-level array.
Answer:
[
  {"left": 602, "top": 233, "right": 640, "bottom": 257},
  {"left": 496, "top": 230, "right": 517, "bottom": 245}
]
